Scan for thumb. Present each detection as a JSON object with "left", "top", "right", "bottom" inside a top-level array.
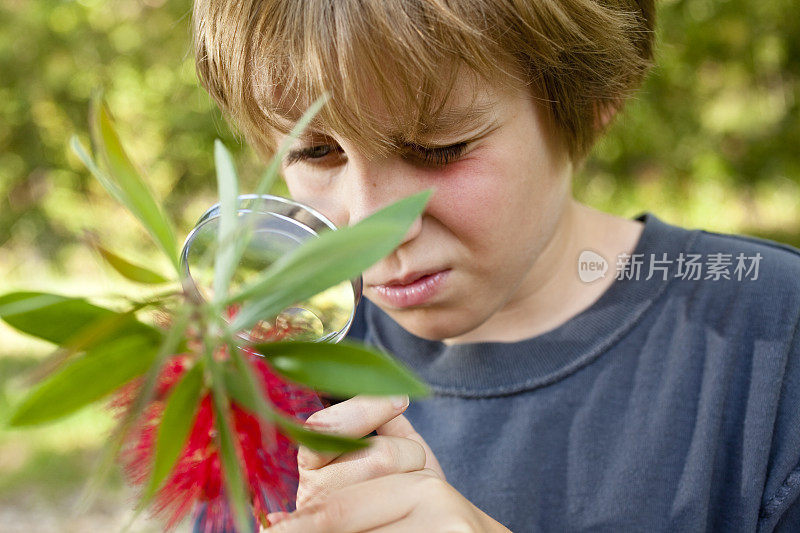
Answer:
[
  {"left": 265, "top": 511, "right": 291, "bottom": 527},
  {"left": 375, "top": 411, "right": 446, "bottom": 481}
]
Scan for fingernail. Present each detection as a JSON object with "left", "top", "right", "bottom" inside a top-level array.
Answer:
[
  {"left": 303, "top": 410, "right": 332, "bottom": 429},
  {"left": 391, "top": 394, "right": 409, "bottom": 410}
]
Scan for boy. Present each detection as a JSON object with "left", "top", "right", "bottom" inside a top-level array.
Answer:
[{"left": 192, "top": 0, "right": 800, "bottom": 531}]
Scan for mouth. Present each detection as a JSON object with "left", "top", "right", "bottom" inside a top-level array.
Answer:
[
  {"left": 369, "top": 269, "right": 451, "bottom": 308},
  {"left": 370, "top": 269, "right": 447, "bottom": 288}
]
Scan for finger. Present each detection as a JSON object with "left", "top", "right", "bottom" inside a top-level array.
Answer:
[
  {"left": 375, "top": 413, "right": 446, "bottom": 481},
  {"left": 268, "top": 469, "right": 442, "bottom": 533},
  {"left": 296, "top": 435, "right": 426, "bottom": 507},
  {"left": 361, "top": 518, "right": 437, "bottom": 533},
  {"left": 303, "top": 394, "right": 410, "bottom": 435},
  {"left": 299, "top": 394, "right": 409, "bottom": 470},
  {"left": 265, "top": 512, "right": 291, "bottom": 526}
]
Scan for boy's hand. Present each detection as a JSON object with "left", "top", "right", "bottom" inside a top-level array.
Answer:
[
  {"left": 294, "top": 394, "right": 445, "bottom": 508},
  {"left": 264, "top": 469, "right": 512, "bottom": 532}
]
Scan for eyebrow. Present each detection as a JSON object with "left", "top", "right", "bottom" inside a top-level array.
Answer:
[
  {"left": 399, "top": 119, "right": 501, "bottom": 150},
  {"left": 271, "top": 100, "right": 497, "bottom": 145},
  {"left": 399, "top": 102, "right": 495, "bottom": 140}
]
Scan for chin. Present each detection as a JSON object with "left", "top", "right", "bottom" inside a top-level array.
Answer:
[{"left": 387, "top": 306, "right": 486, "bottom": 342}]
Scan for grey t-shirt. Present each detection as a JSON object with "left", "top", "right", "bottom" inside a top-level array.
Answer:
[{"left": 350, "top": 212, "right": 800, "bottom": 532}]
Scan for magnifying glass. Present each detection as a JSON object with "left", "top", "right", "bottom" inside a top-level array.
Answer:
[{"left": 179, "top": 194, "right": 362, "bottom": 347}]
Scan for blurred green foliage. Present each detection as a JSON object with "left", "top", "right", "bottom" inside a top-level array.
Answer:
[
  {"left": 0, "top": 0, "right": 271, "bottom": 284},
  {"left": 1, "top": 0, "right": 798, "bottom": 281},
  {"left": 581, "top": 0, "right": 800, "bottom": 243}
]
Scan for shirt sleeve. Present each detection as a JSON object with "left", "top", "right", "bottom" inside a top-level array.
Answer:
[{"left": 757, "top": 312, "right": 800, "bottom": 532}]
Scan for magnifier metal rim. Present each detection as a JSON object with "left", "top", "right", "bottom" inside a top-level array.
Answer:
[
  {"left": 180, "top": 193, "right": 363, "bottom": 344},
  {"left": 196, "top": 193, "right": 336, "bottom": 231}
]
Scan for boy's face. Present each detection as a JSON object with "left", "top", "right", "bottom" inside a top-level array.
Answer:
[{"left": 278, "top": 73, "right": 574, "bottom": 342}]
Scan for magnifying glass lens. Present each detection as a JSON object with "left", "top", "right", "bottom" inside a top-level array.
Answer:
[{"left": 180, "top": 195, "right": 362, "bottom": 345}]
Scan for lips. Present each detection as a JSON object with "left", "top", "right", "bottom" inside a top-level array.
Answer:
[
  {"left": 369, "top": 269, "right": 451, "bottom": 308},
  {"left": 371, "top": 269, "right": 445, "bottom": 287}
]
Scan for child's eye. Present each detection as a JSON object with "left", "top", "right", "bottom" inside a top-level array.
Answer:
[
  {"left": 284, "top": 144, "right": 343, "bottom": 166},
  {"left": 284, "top": 140, "right": 469, "bottom": 168},
  {"left": 403, "top": 142, "right": 469, "bottom": 167}
]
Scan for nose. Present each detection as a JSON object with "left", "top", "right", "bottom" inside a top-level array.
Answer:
[
  {"left": 345, "top": 160, "right": 424, "bottom": 247},
  {"left": 397, "top": 216, "right": 423, "bottom": 246}
]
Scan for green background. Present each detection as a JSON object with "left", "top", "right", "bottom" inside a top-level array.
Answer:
[{"left": 1, "top": 0, "right": 798, "bottom": 530}]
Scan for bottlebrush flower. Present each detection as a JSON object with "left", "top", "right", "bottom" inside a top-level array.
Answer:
[{"left": 111, "top": 344, "right": 324, "bottom": 532}]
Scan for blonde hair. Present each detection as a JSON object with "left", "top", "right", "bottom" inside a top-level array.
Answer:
[{"left": 193, "top": 0, "right": 655, "bottom": 162}]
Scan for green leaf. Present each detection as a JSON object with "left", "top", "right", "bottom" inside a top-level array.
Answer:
[
  {"left": 277, "top": 419, "right": 370, "bottom": 454},
  {"left": 254, "top": 341, "right": 429, "bottom": 398},
  {"left": 0, "top": 291, "right": 160, "bottom": 347},
  {"left": 228, "top": 190, "right": 431, "bottom": 332},
  {"left": 145, "top": 362, "right": 205, "bottom": 500},
  {"left": 212, "top": 140, "right": 240, "bottom": 301},
  {"left": 88, "top": 98, "right": 180, "bottom": 273},
  {"left": 8, "top": 335, "right": 160, "bottom": 426},
  {"left": 0, "top": 292, "right": 69, "bottom": 319},
  {"left": 70, "top": 135, "right": 125, "bottom": 205},
  {"left": 205, "top": 347, "right": 251, "bottom": 533},
  {"left": 82, "top": 306, "right": 190, "bottom": 515},
  {"left": 220, "top": 364, "right": 260, "bottom": 414},
  {"left": 222, "top": 356, "right": 368, "bottom": 454},
  {"left": 254, "top": 94, "right": 328, "bottom": 197},
  {"left": 213, "top": 402, "right": 251, "bottom": 533},
  {"left": 209, "top": 96, "right": 328, "bottom": 304},
  {"left": 95, "top": 243, "right": 170, "bottom": 284}
]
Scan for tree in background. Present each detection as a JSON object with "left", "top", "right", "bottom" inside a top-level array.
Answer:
[{"left": 1, "top": 0, "right": 798, "bottom": 281}]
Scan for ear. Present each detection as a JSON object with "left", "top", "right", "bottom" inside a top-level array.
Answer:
[{"left": 593, "top": 100, "right": 621, "bottom": 130}]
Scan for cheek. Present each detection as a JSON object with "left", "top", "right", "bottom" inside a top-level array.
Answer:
[
  {"left": 425, "top": 148, "right": 567, "bottom": 265},
  {"left": 283, "top": 171, "right": 347, "bottom": 227},
  {"left": 425, "top": 157, "right": 522, "bottom": 248}
]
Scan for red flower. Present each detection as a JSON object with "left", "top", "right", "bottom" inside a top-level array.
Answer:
[{"left": 113, "top": 348, "right": 324, "bottom": 532}]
